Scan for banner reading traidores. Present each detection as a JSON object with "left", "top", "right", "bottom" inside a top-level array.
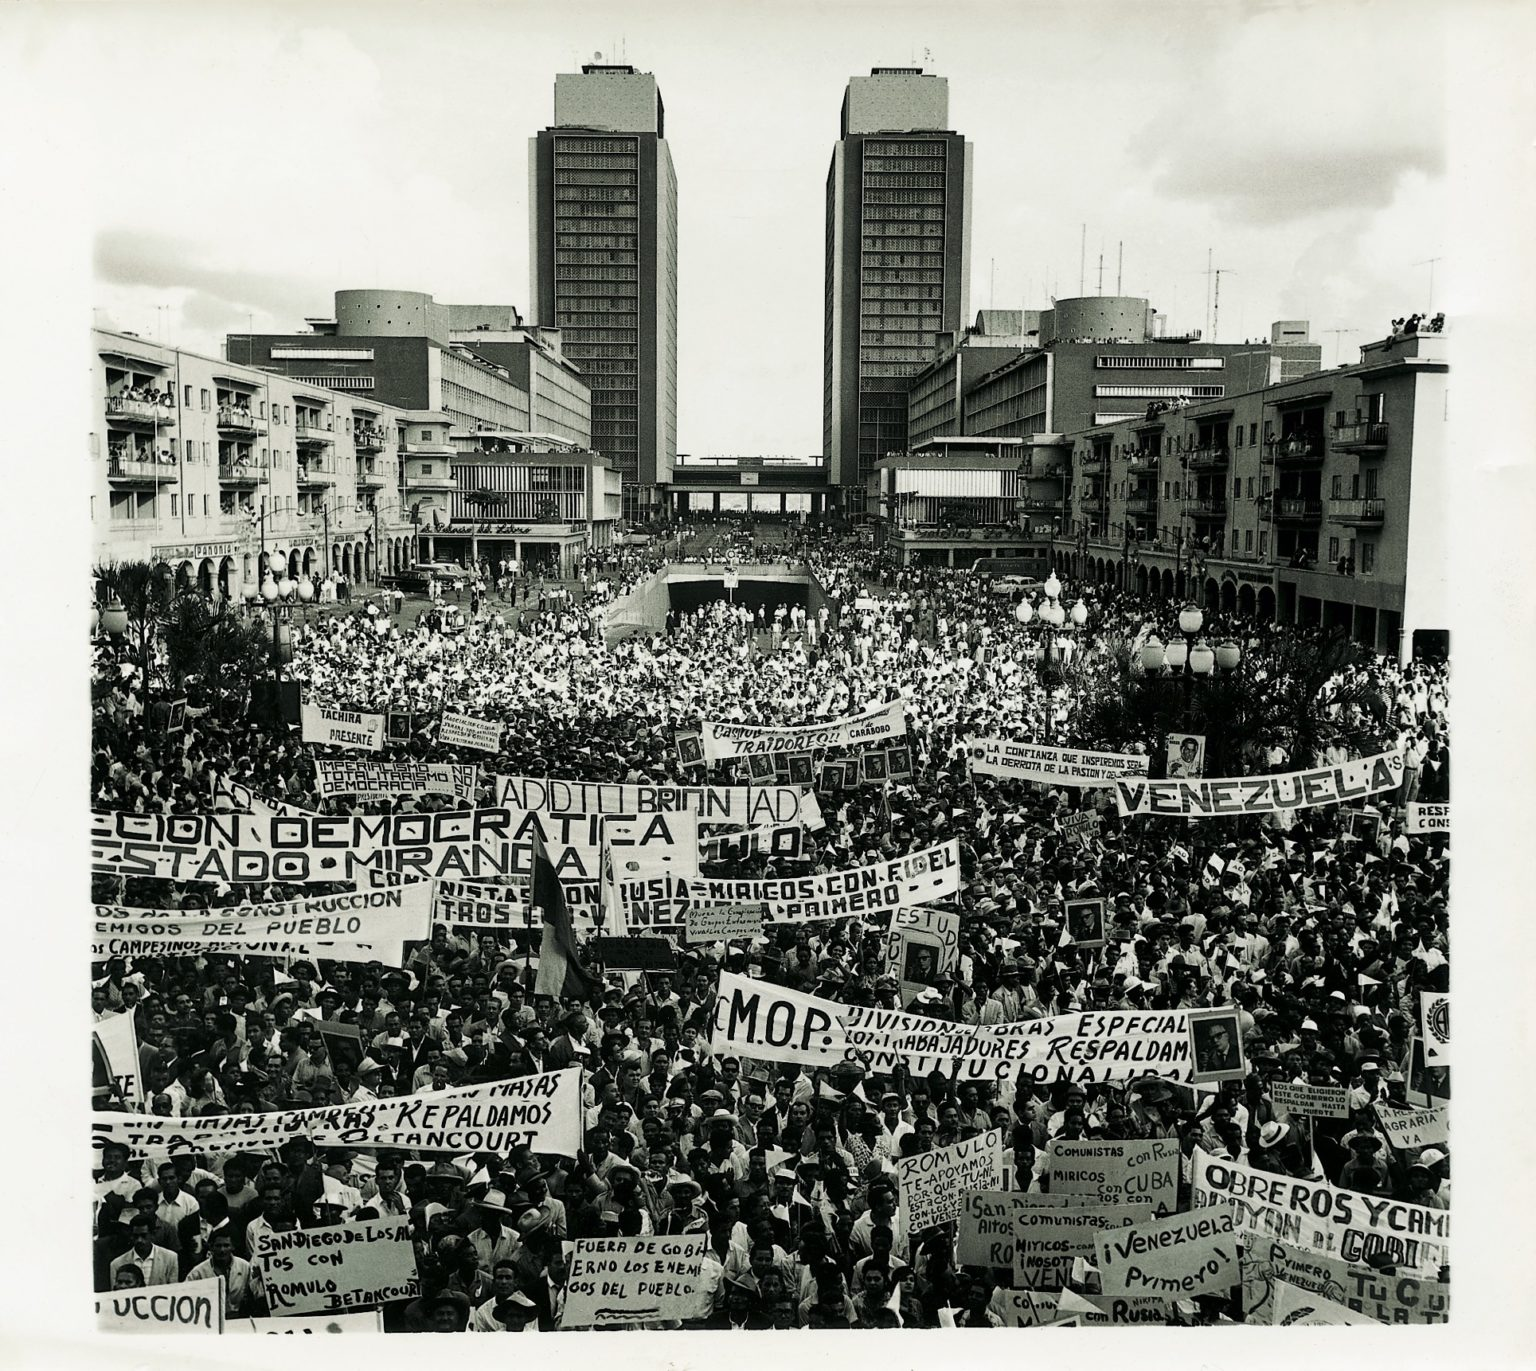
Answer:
[
  {"left": 1115, "top": 751, "right": 1404, "bottom": 818},
  {"left": 967, "top": 737, "right": 1148, "bottom": 787},
  {"left": 91, "top": 1067, "right": 583, "bottom": 1157},
  {"left": 314, "top": 759, "right": 480, "bottom": 803},
  {"left": 91, "top": 882, "right": 434, "bottom": 962},
  {"left": 1190, "top": 1148, "right": 1450, "bottom": 1274},
  {"left": 699, "top": 697, "right": 907, "bottom": 760},
  {"left": 301, "top": 703, "right": 385, "bottom": 752},
  {"left": 621, "top": 839, "right": 959, "bottom": 929}
]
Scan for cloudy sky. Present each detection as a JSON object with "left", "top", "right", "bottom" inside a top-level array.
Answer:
[{"left": 75, "top": 0, "right": 1449, "bottom": 455}]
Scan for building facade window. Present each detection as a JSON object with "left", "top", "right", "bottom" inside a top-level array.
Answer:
[{"left": 1361, "top": 542, "right": 1375, "bottom": 573}]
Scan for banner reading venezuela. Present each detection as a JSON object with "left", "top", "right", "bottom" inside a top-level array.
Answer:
[
  {"left": 699, "top": 697, "right": 907, "bottom": 760},
  {"left": 1115, "top": 750, "right": 1405, "bottom": 818}
]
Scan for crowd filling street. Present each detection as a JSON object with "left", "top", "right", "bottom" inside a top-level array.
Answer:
[{"left": 91, "top": 522, "right": 1450, "bottom": 1331}]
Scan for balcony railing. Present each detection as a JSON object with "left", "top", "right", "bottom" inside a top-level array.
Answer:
[
  {"left": 1274, "top": 496, "right": 1324, "bottom": 522},
  {"left": 217, "top": 405, "right": 261, "bottom": 433},
  {"left": 1014, "top": 497, "right": 1065, "bottom": 512},
  {"left": 1186, "top": 446, "right": 1230, "bottom": 471},
  {"left": 1127, "top": 452, "right": 1160, "bottom": 472},
  {"left": 1332, "top": 421, "right": 1389, "bottom": 453},
  {"left": 1125, "top": 494, "right": 1157, "bottom": 515},
  {"left": 1264, "top": 435, "right": 1326, "bottom": 466},
  {"left": 295, "top": 421, "right": 334, "bottom": 446},
  {"left": 297, "top": 461, "right": 335, "bottom": 486},
  {"left": 107, "top": 453, "right": 175, "bottom": 483},
  {"left": 356, "top": 466, "right": 388, "bottom": 489},
  {"left": 218, "top": 459, "right": 269, "bottom": 485},
  {"left": 1077, "top": 452, "right": 1108, "bottom": 471},
  {"left": 353, "top": 424, "right": 388, "bottom": 452},
  {"left": 106, "top": 395, "right": 174, "bottom": 425},
  {"left": 1187, "top": 496, "right": 1228, "bottom": 519},
  {"left": 1330, "top": 497, "right": 1385, "bottom": 526}
]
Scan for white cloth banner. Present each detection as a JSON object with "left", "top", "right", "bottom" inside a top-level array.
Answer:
[
  {"left": 439, "top": 710, "right": 505, "bottom": 752},
  {"left": 93, "top": 1010, "right": 144, "bottom": 1105},
  {"left": 700, "top": 697, "right": 907, "bottom": 760},
  {"left": 498, "top": 776, "right": 823, "bottom": 830},
  {"left": 967, "top": 736, "right": 1148, "bottom": 787},
  {"left": 97, "top": 1276, "right": 224, "bottom": 1333},
  {"left": 897, "top": 1128, "right": 1006, "bottom": 1232},
  {"left": 301, "top": 703, "right": 385, "bottom": 752},
  {"left": 1406, "top": 803, "right": 1450, "bottom": 834},
  {"left": 1116, "top": 751, "right": 1405, "bottom": 818},
  {"left": 1419, "top": 992, "right": 1450, "bottom": 1065},
  {"left": 1190, "top": 1148, "right": 1449, "bottom": 1274},
  {"left": 91, "top": 1067, "right": 584, "bottom": 1158},
  {"left": 314, "top": 759, "right": 480, "bottom": 802},
  {"left": 91, "top": 882, "right": 434, "bottom": 962}
]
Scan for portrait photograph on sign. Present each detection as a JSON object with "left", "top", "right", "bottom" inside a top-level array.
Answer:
[
  {"left": 1165, "top": 732, "right": 1207, "bottom": 778},
  {"left": 1188, "top": 1007, "right": 1249, "bottom": 1084},
  {"left": 38, "top": 0, "right": 1509, "bottom": 1353}
]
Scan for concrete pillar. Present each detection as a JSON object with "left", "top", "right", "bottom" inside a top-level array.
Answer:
[
  {"left": 712, "top": 492, "right": 721, "bottom": 513},
  {"left": 779, "top": 493, "right": 787, "bottom": 514},
  {"left": 425, "top": 535, "right": 435, "bottom": 561},
  {"left": 470, "top": 534, "right": 479, "bottom": 570}
]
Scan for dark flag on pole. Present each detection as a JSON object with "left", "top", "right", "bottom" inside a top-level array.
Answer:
[{"left": 532, "top": 831, "right": 598, "bottom": 1000}]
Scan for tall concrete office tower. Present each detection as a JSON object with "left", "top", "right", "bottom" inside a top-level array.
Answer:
[
  {"left": 531, "top": 64, "right": 677, "bottom": 519},
  {"left": 824, "top": 68, "right": 971, "bottom": 511}
]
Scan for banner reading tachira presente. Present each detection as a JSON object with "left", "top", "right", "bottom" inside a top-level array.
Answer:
[
  {"left": 301, "top": 703, "right": 385, "bottom": 752},
  {"left": 700, "top": 697, "right": 907, "bottom": 760},
  {"left": 1115, "top": 751, "right": 1404, "bottom": 818}
]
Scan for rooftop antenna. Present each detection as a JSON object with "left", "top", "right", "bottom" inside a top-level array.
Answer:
[
  {"left": 1097, "top": 250, "right": 1104, "bottom": 295},
  {"left": 1324, "top": 327, "right": 1361, "bottom": 368},
  {"left": 1413, "top": 256, "right": 1443, "bottom": 311},
  {"left": 1117, "top": 241, "right": 1123, "bottom": 295},
  {"left": 1079, "top": 224, "right": 1086, "bottom": 296},
  {"left": 1202, "top": 254, "right": 1231, "bottom": 341}
]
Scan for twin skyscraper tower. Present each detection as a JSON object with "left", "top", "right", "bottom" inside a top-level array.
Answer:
[{"left": 530, "top": 64, "right": 970, "bottom": 517}]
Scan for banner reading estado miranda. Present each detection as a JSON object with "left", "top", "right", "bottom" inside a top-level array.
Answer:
[
  {"left": 91, "top": 1067, "right": 583, "bottom": 1157},
  {"left": 1115, "top": 750, "right": 1405, "bottom": 818},
  {"left": 967, "top": 737, "right": 1148, "bottom": 787},
  {"left": 699, "top": 697, "right": 907, "bottom": 760}
]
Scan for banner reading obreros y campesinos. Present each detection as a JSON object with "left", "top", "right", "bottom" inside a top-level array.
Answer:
[
  {"left": 699, "top": 697, "right": 907, "bottom": 760},
  {"left": 1115, "top": 750, "right": 1405, "bottom": 818}
]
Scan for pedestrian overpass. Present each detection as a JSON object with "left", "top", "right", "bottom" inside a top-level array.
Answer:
[{"left": 667, "top": 456, "right": 830, "bottom": 516}]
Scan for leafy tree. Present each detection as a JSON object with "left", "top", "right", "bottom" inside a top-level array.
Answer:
[{"left": 92, "top": 560, "right": 174, "bottom": 705}]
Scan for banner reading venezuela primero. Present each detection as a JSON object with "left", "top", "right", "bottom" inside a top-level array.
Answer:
[
  {"left": 699, "top": 697, "right": 907, "bottom": 760},
  {"left": 1115, "top": 750, "right": 1405, "bottom": 818}
]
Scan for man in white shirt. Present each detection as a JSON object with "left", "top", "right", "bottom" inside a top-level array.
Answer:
[
  {"left": 109, "top": 1214, "right": 180, "bottom": 1288},
  {"left": 186, "top": 1231, "right": 266, "bottom": 1317}
]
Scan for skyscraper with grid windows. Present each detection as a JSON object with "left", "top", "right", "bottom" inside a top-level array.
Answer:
[
  {"left": 531, "top": 65, "right": 677, "bottom": 521},
  {"left": 824, "top": 68, "right": 971, "bottom": 512}
]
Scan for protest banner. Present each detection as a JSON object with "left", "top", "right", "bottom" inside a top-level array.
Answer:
[
  {"left": 91, "top": 882, "right": 434, "bottom": 964},
  {"left": 236, "top": 1311, "right": 385, "bottom": 1333},
  {"left": 958, "top": 1191, "right": 1029, "bottom": 1268},
  {"left": 699, "top": 822, "right": 803, "bottom": 863},
  {"left": 1270, "top": 1080, "right": 1350, "bottom": 1120},
  {"left": 90, "top": 806, "right": 691, "bottom": 895},
  {"left": 438, "top": 710, "right": 504, "bottom": 753},
  {"left": 624, "top": 839, "right": 959, "bottom": 930},
  {"left": 497, "top": 776, "right": 822, "bottom": 829},
  {"left": 1420, "top": 991, "right": 1451, "bottom": 1066},
  {"left": 97, "top": 1275, "right": 224, "bottom": 1333},
  {"left": 967, "top": 737, "right": 1148, "bottom": 788},
  {"left": 896, "top": 1129, "right": 1005, "bottom": 1233},
  {"left": 1046, "top": 1138, "right": 1180, "bottom": 1215},
  {"left": 1060, "top": 809, "right": 1102, "bottom": 847},
  {"left": 1376, "top": 1104, "right": 1449, "bottom": 1150},
  {"left": 314, "top": 759, "right": 480, "bottom": 803},
  {"left": 92, "top": 1067, "right": 584, "bottom": 1158},
  {"left": 1013, "top": 1205, "right": 1152, "bottom": 1291},
  {"left": 1268, "top": 1280, "right": 1378, "bottom": 1325},
  {"left": 885, "top": 905, "right": 961, "bottom": 1002},
  {"left": 214, "top": 774, "right": 314, "bottom": 819},
  {"left": 1239, "top": 1237, "right": 1450, "bottom": 1324},
  {"left": 434, "top": 882, "right": 531, "bottom": 932},
  {"left": 700, "top": 697, "right": 907, "bottom": 760},
  {"left": 843, "top": 1005, "right": 1193, "bottom": 1084},
  {"left": 1095, "top": 1208, "right": 1238, "bottom": 1299},
  {"left": 301, "top": 702, "right": 385, "bottom": 752},
  {"left": 711, "top": 970, "right": 894, "bottom": 1069},
  {"left": 1114, "top": 750, "right": 1405, "bottom": 818},
  {"left": 92, "top": 1009, "right": 143, "bottom": 1105},
  {"left": 685, "top": 903, "right": 765, "bottom": 944},
  {"left": 257, "top": 1216, "right": 419, "bottom": 1314},
  {"left": 1054, "top": 1289, "right": 1171, "bottom": 1325},
  {"left": 1407, "top": 803, "right": 1450, "bottom": 834},
  {"left": 992, "top": 1289, "right": 1062, "bottom": 1327},
  {"left": 560, "top": 1234, "right": 705, "bottom": 1328},
  {"left": 1189, "top": 1148, "right": 1450, "bottom": 1274}
]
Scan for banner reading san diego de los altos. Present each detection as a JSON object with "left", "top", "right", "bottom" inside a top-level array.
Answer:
[
  {"left": 89, "top": 806, "right": 691, "bottom": 887},
  {"left": 967, "top": 737, "right": 1148, "bottom": 788},
  {"left": 1115, "top": 750, "right": 1405, "bottom": 818},
  {"left": 699, "top": 697, "right": 907, "bottom": 760},
  {"left": 91, "top": 1067, "right": 583, "bottom": 1157}
]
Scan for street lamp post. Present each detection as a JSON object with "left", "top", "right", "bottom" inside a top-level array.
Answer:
[
  {"left": 1139, "top": 602, "right": 1243, "bottom": 748},
  {"left": 1014, "top": 570, "right": 1089, "bottom": 746}
]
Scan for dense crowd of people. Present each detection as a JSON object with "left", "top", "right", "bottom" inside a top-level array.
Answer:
[{"left": 90, "top": 525, "right": 1450, "bottom": 1330}]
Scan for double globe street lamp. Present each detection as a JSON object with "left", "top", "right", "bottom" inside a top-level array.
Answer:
[{"left": 1014, "top": 571, "right": 1089, "bottom": 744}]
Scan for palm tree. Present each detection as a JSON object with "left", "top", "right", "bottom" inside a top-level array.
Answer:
[{"left": 93, "top": 560, "right": 174, "bottom": 707}]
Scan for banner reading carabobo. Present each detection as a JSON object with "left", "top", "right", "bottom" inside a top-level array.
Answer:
[
  {"left": 314, "top": 759, "right": 481, "bottom": 803},
  {"left": 967, "top": 737, "right": 1148, "bottom": 787},
  {"left": 699, "top": 697, "right": 907, "bottom": 760},
  {"left": 1115, "top": 751, "right": 1405, "bottom": 818},
  {"left": 91, "top": 1067, "right": 583, "bottom": 1157}
]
